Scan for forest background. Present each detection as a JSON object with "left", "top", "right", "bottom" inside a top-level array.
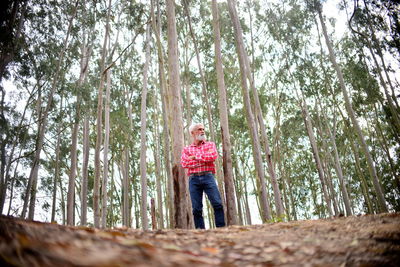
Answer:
[{"left": 0, "top": 0, "right": 399, "bottom": 230}]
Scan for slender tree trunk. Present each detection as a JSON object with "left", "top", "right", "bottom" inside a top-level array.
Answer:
[
  {"left": 139, "top": 23, "right": 151, "bottom": 230},
  {"left": 242, "top": 14, "right": 285, "bottom": 219},
  {"left": 67, "top": 99, "right": 79, "bottom": 226},
  {"left": 50, "top": 96, "right": 62, "bottom": 222},
  {"left": 59, "top": 168, "right": 66, "bottom": 225},
  {"left": 7, "top": 158, "right": 20, "bottom": 216},
  {"left": 81, "top": 115, "right": 89, "bottom": 225},
  {"left": 101, "top": 69, "right": 111, "bottom": 228},
  {"left": 300, "top": 99, "right": 333, "bottom": 217},
  {"left": 327, "top": 125, "right": 352, "bottom": 216},
  {"left": 317, "top": 4, "right": 388, "bottom": 212},
  {"left": 67, "top": 8, "right": 92, "bottom": 227},
  {"left": 285, "top": 164, "right": 297, "bottom": 221},
  {"left": 153, "top": 94, "right": 164, "bottom": 229},
  {"left": 233, "top": 168, "right": 243, "bottom": 225},
  {"left": 151, "top": 198, "right": 157, "bottom": 230},
  {"left": 211, "top": 0, "right": 238, "bottom": 225},
  {"left": 94, "top": 0, "right": 112, "bottom": 228},
  {"left": 122, "top": 83, "right": 133, "bottom": 227},
  {"left": 151, "top": 0, "right": 174, "bottom": 228},
  {"left": 227, "top": 0, "right": 271, "bottom": 222},
  {"left": 348, "top": 133, "right": 374, "bottom": 214}
]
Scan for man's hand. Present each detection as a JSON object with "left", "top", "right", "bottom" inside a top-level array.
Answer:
[{"left": 189, "top": 155, "right": 196, "bottom": 160}]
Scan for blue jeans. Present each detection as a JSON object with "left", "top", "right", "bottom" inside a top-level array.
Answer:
[{"left": 189, "top": 172, "right": 225, "bottom": 229}]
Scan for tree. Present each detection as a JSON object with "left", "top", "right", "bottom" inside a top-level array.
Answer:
[
  {"left": 211, "top": 0, "right": 238, "bottom": 226},
  {"left": 312, "top": 0, "right": 388, "bottom": 213},
  {"left": 139, "top": 23, "right": 151, "bottom": 230},
  {"left": 166, "top": 0, "right": 190, "bottom": 229},
  {"left": 227, "top": 0, "right": 271, "bottom": 222}
]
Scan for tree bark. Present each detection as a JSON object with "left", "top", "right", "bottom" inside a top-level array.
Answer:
[
  {"left": 67, "top": 32, "right": 91, "bottom": 225},
  {"left": 81, "top": 115, "right": 89, "bottom": 225},
  {"left": 166, "top": 0, "right": 189, "bottom": 229},
  {"left": 153, "top": 94, "right": 164, "bottom": 229},
  {"left": 94, "top": 0, "right": 112, "bottom": 228},
  {"left": 139, "top": 23, "right": 151, "bottom": 230},
  {"left": 151, "top": 0, "right": 174, "bottom": 228},
  {"left": 101, "top": 69, "right": 111, "bottom": 228}
]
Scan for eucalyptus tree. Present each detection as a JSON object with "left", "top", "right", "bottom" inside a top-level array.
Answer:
[
  {"left": 346, "top": 1, "right": 400, "bottom": 141},
  {"left": 211, "top": 0, "right": 238, "bottom": 225},
  {"left": 139, "top": 23, "right": 152, "bottom": 230},
  {"left": 21, "top": 0, "right": 80, "bottom": 220},
  {"left": 166, "top": 0, "right": 189, "bottom": 229},
  {"left": 309, "top": 0, "right": 388, "bottom": 212},
  {"left": 150, "top": 0, "right": 175, "bottom": 228},
  {"left": 227, "top": 0, "right": 272, "bottom": 222},
  {"left": 93, "top": 0, "right": 113, "bottom": 228},
  {"left": 66, "top": 14, "right": 93, "bottom": 225}
]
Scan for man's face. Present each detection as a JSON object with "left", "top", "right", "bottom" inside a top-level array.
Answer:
[{"left": 192, "top": 125, "right": 205, "bottom": 141}]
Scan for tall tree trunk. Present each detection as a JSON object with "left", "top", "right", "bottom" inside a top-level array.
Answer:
[
  {"left": 242, "top": 4, "right": 285, "bottom": 219},
  {"left": 67, "top": 33, "right": 91, "bottom": 225},
  {"left": 327, "top": 124, "right": 352, "bottom": 216},
  {"left": 94, "top": 0, "right": 112, "bottom": 227},
  {"left": 139, "top": 23, "right": 151, "bottom": 230},
  {"left": 316, "top": 3, "right": 388, "bottom": 212},
  {"left": 211, "top": 0, "right": 238, "bottom": 226},
  {"left": 227, "top": 0, "right": 271, "bottom": 222},
  {"left": 51, "top": 95, "right": 63, "bottom": 223},
  {"left": 300, "top": 99, "right": 333, "bottom": 217},
  {"left": 122, "top": 82, "right": 133, "bottom": 227},
  {"left": 153, "top": 94, "right": 164, "bottom": 229},
  {"left": 151, "top": 0, "right": 174, "bottom": 228},
  {"left": 81, "top": 115, "right": 89, "bottom": 225},
  {"left": 67, "top": 99, "right": 79, "bottom": 226},
  {"left": 101, "top": 69, "right": 111, "bottom": 228},
  {"left": 166, "top": 0, "right": 189, "bottom": 229}
]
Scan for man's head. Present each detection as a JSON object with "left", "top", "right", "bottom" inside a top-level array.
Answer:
[{"left": 189, "top": 123, "right": 206, "bottom": 142}]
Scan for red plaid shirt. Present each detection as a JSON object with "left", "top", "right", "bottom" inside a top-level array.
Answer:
[{"left": 181, "top": 141, "right": 218, "bottom": 175}]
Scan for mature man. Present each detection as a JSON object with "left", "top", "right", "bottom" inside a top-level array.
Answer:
[{"left": 181, "top": 123, "right": 225, "bottom": 229}]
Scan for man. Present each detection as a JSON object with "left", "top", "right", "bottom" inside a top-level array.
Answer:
[{"left": 181, "top": 123, "right": 225, "bottom": 229}]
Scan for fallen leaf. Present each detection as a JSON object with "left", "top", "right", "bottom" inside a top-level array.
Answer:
[{"left": 201, "top": 247, "right": 219, "bottom": 254}]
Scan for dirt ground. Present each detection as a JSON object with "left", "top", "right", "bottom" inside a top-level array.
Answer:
[{"left": 0, "top": 213, "right": 399, "bottom": 266}]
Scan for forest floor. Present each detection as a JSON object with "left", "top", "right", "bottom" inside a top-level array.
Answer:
[{"left": 0, "top": 213, "right": 399, "bottom": 267}]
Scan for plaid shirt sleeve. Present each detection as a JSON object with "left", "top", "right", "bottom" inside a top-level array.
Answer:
[
  {"left": 181, "top": 146, "right": 202, "bottom": 168},
  {"left": 195, "top": 142, "right": 218, "bottom": 162},
  {"left": 181, "top": 142, "right": 218, "bottom": 169}
]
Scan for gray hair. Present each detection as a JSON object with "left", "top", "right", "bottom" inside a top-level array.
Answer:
[{"left": 189, "top": 123, "right": 204, "bottom": 133}]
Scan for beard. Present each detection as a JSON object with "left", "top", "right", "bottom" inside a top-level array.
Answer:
[{"left": 196, "top": 134, "right": 206, "bottom": 141}]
